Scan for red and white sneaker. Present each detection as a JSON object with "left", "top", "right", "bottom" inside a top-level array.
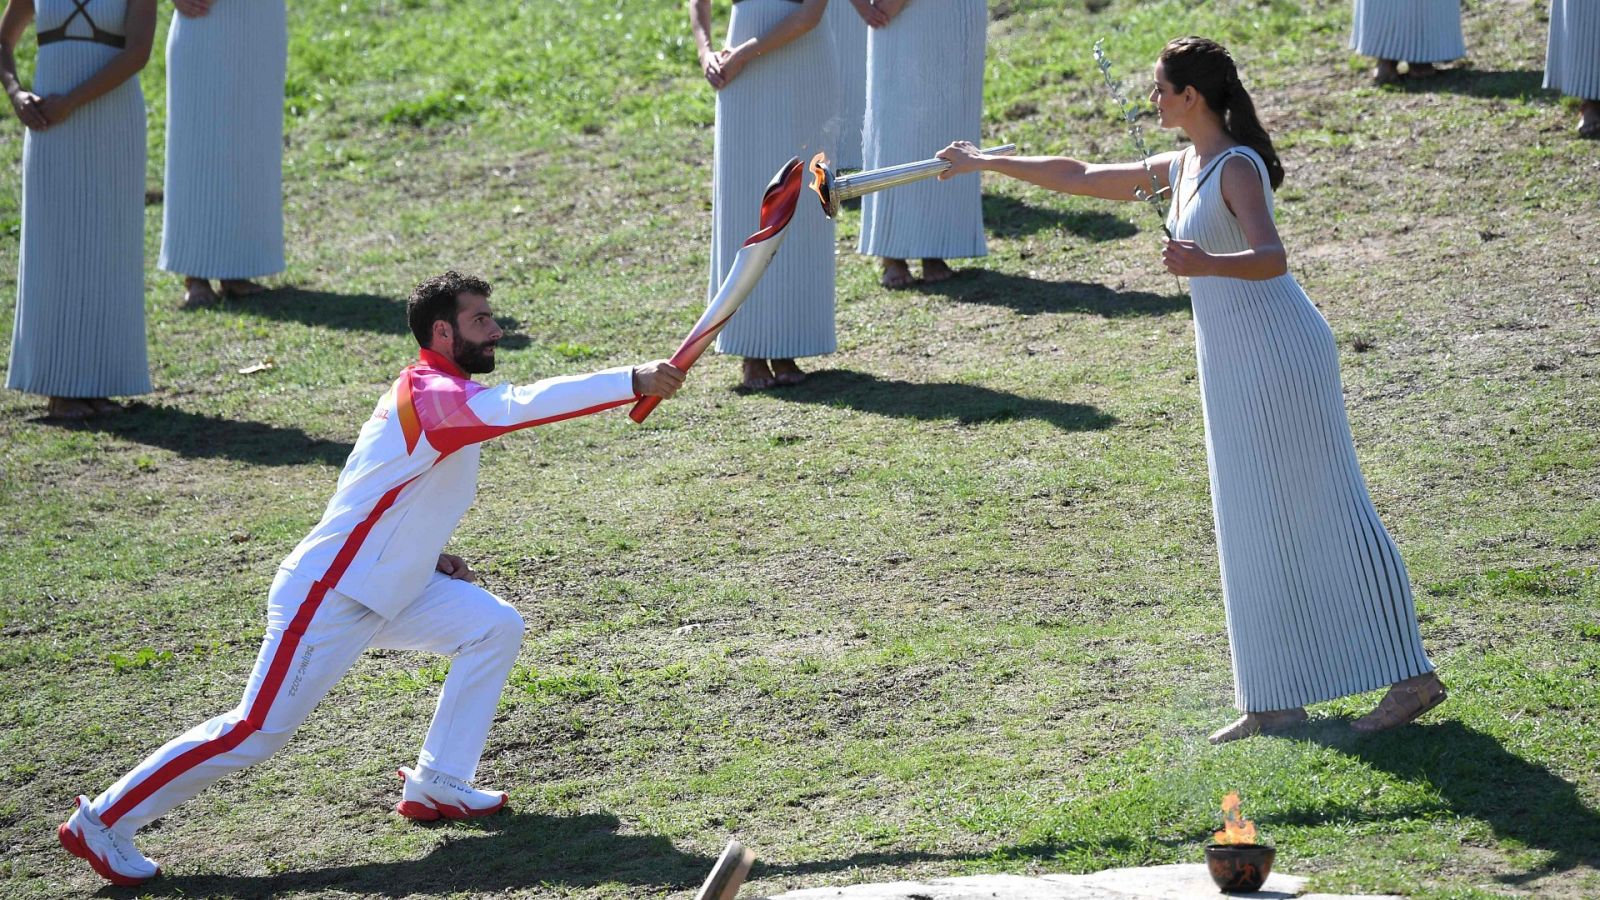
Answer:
[
  {"left": 395, "top": 766, "right": 508, "bottom": 821},
  {"left": 57, "top": 795, "right": 160, "bottom": 887}
]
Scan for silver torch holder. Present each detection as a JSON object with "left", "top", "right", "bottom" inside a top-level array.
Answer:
[{"left": 808, "top": 143, "right": 1016, "bottom": 218}]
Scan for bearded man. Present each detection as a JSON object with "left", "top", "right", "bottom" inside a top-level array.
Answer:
[{"left": 58, "top": 271, "right": 685, "bottom": 886}]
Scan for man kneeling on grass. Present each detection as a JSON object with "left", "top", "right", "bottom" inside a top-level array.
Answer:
[{"left": 58, "top": 271, "right": 686, "bottom": 886}]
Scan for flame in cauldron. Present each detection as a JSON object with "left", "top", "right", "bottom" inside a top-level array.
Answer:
[{"left": 1213, "top": 791, "right": 1258, "bottom": 845}]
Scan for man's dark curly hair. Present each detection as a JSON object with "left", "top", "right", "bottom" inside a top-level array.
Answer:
[{"left": 406, "top": 270, "right": 493, "bottom": 348}]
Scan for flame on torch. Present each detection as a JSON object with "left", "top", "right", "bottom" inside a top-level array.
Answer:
[{"left": 1213, "top": 791, "right": 1259, "bottom": 845}]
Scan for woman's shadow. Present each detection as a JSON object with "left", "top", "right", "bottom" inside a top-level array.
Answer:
[{"left": 1293, "top": 718, "right": 1600, "bottom": 886}]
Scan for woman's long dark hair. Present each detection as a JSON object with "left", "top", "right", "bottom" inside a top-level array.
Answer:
[{"left": 1159, "top": 36, "right": 1284, "bottom": 189}]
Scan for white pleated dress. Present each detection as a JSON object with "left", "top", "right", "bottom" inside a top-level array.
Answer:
[
  {"left": 158, "top": 0, "right": 287, "bottom": 280},
  {"left": 7, "top": 0, "right": 151, "bottom": 399},
  {"left": 711, "top": 0, "right": 838, "bottom": 360},
  {"left": 824, "top": 0, "right": 867, "bottom": 170},
  {"left": 858, "top": 0, "right": 986, "bottom": 260},
  {"left": 1350, "top": 0, "right": 1464, "bottom": 64},
  {"left": 1545, "top": 0, "right": 1600, "bottom": 100},
  {"left": 1167, "top": 147, "right": 1434, "bottom": 713}
]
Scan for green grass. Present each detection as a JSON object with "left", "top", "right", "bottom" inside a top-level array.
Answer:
[{"left": 1, "top": 0, "right": 1598, "bottom": 898}]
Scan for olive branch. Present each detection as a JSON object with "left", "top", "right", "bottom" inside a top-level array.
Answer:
[{"left": 1093, "top": 38, "right": 1172, "bottom": 239}]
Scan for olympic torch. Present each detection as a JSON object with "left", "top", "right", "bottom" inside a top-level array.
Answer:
[
  {"left": 629, "top": 156, "right": 806, "bottom": 423},
  {"left": 808, "top": 143, "right": 1016, "bottom": 218}
]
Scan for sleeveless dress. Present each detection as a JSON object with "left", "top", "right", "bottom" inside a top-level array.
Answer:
[
  {"left": 711, "top": 0, "right": 838, "bottom": 360},
  {"left": 1350, "top": 0, "right": 1464, "bottom": 64},
  {"left": 858, "top": 0, "right": 986, "bottom": 260},
  {"left": 1167, "top": 146, "right": 1434, "bottom": 713},
  {"left": 158, "top": 0, "right": 287, "bottom": 280},
  {"left": 1545, "top": 0, "right": 1600, "bottom": 101},
  {"left": 824, "top": 0, "right": 867, "bottom": 170},
  {"left": 6, "top": 0, "right": 150, "bottom": 399}
]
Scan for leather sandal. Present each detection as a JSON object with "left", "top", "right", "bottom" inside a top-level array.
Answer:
[
  {"left": 1352, "top": 672, "right": 1447, "bottom": 733},
  {"left": 1208, "top": 707, "right": 1307, "bottom": 745}
]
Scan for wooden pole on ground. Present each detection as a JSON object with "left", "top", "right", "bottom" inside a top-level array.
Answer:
[{"left": 695, "top": 839, "right": 756, "bottom": 900}]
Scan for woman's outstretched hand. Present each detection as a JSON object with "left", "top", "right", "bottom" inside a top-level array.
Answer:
[
  {"left": 1162, "top": 238, "right": 1212, "bottom": 276},
  {"left": 936, "top": 140, "right": 985, "bottom": 179},
  {"left": 173, "top": 0, "right": 212, "bottom": 17}
]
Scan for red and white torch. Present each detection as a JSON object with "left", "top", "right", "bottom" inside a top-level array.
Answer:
[{"left": 630, "top": 156, "right": 806, "bottom": 423}]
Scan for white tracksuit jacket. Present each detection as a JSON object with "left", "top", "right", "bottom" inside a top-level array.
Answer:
[{"left": 282, "top": 348, "right": 636, "bottom": 617}]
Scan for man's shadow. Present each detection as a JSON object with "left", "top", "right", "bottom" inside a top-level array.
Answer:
[
  {"left": 1293, "top": 718, "right": 1600, "bottom": 885},
  {"left": 50, "top": 403, "right": 353, "bottom": 468},
  {"left": 777, "top": 370, "right": 1117, "bottom": 432},
  {"left": 914, "top": 270, "right": 1190, "bottom": 319},
  {"left": 140, "top": 811, "right": 711, "bottom": 898},
  {"left": 138, "top": 810, "right": 969, "bottom": 899}
]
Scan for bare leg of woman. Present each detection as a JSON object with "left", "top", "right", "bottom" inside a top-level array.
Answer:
[
  {"left": 741, "top": 358, "right": 776, "bottom": 391},
  {"left": 880, "top": 257, "right": 914, "bottom": 289},
  {"left": 770, "top": 358, "right": 806, "bottom": 386}
]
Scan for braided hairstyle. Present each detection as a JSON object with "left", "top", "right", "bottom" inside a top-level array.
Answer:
[{"left": 1159, "top": 36, "right": 1284, "bottom": 189}]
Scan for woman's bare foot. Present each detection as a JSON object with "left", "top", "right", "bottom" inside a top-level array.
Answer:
[
  {"left": 771, "top": 358, "right": 806, "bottom": 386},
  {"left": 220, "top": 279, "right": 267, "bottom": 298},
  {"left": 740, "top": 358, "right": 776, "bottom": 391},
  {"left": 1578, "top": 100, "right": 1600, "bottom": 139},
  {"left": 181, "top": 277, "right": 218, "bottom": 308},
  {"left": 1372, "top": 58, "right": 1401, "bottom": 85},
  {"left": 46, "top": 397, "right": 95, "bottom": 420},
  {"left": 880, "top": 257, "right": 914, "bottom": 289},
  {"left": 920, "top": 258, "right": 955, "bottom": 283},
  {"left": 1207, "top": 707, "right": 1307, "bottom": 745}
]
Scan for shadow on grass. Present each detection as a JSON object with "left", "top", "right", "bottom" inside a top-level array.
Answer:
[
  {"left": 136, "top": 810, "right": 973, "bottom": 898},
  {"left": 54, "top": 404, "right": 353, "bottom": 468},
  {"left": 982, "top": 193, "right": 1140, "bottom": 241},
  {"left": 913, "top": 270, "right": 1190, "bottom": 318},
  {"left": 211, "top": 286, "right": 531, "bottom": 348},
  {"left": 775, "top": 369, "right": 1116, "bottom": 431},
  {"left": 1295, "top": 718, "right": 1600, "bottom": 885},
  {"left": 1392, "top": 67, "right": 1550, "bottom": 101}
]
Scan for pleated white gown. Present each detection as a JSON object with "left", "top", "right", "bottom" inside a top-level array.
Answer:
[
  {"left": 158, "top": 0, "right": 287, "bottom": 280},
  {"left": 824, "top": 0, "right": 867, "bottom": 170},
  {"left": 1545, "top": 0, "right": 1600, "bottom": 100},
  {"left": 1350, "top": 0, "right": 1464, "bottom": 64},
  {"left": 7, "top": 0, "right": 151, "bottom": 399},
  {"left": 859, "top": 0, "right": 986, "bottom": 260},
  {"left": 711, "top": 0, "right": 838, "bottom": 360},
  {"left": 1167, "top": 147, "right": 1434, "bottom": 713}
]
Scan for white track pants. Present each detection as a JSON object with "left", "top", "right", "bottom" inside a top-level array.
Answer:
[{"left": 89, "top": 568, "right": 525, "bottom": 835}]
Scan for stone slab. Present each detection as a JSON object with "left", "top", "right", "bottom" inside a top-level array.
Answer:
[
  {"left": 1043, "top": 863, "right": 1304, "bottom": 898},
  {"left": 758, "top": 865, "right": 1401, "bottom": 900}
]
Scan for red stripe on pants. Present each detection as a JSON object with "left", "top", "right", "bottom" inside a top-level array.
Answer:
[{"left": 100, "top": 478, "right": 416, "bottom": 827}]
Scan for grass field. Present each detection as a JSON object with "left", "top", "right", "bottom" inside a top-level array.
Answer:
[{"left": 1, "top": 1, "right": 1597, "bottom": 897}]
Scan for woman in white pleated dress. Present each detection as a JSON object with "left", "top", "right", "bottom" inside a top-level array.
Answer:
[
  {"left": 824, "top": 0, "right": 873, "bottom": 170},
  {"left": 1545, "top": 0, "right": 1600, "bottom": 138},
  {"left": 938, "top": 37, "right": 1447, "bottom": 743},
  {"left": 690, "top": 0, "right": 837, "bottom": 390},
  {"left": 859, "top": 0, "right": 986, "bottom": 289},
  {"left": 3, "top": 0, "right": 156, "bottom": 419},
  {"left": 1350, "top": 0, "right": 1464, "bottom": 85},
  {"left": 159, "top": 0, "right": 286, "bottom": 307}
]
